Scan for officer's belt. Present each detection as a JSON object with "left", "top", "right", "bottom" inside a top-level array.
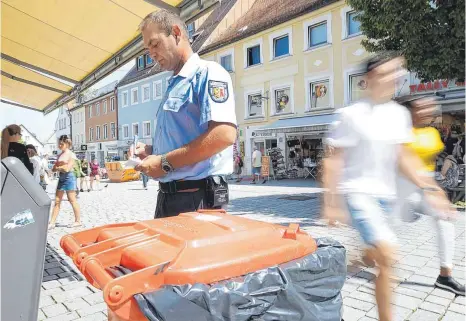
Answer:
[{"left": 159, "top": 179, "right": 206, "bottom": 194}]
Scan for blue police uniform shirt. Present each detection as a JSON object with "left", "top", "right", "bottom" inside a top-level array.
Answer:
[{"left": 152, "top": 54, "right": 237, "bottom": 183}]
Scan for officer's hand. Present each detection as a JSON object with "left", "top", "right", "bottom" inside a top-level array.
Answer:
[
  {"left": 129, "top": 142, "right": 150, "bottom": 160},
  {"left": 135, "top": 155, "right": 164, "bottom": 178}
]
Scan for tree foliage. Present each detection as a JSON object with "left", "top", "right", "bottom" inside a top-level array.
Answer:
[{"left": 347, "top": 0, "right": 465, "bottom": 81}]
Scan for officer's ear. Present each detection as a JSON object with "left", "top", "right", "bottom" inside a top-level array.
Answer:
[{"left": 172, "top": 25, "right": 183, "bottom": 43}]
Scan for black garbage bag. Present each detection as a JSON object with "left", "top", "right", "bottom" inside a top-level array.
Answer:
[{"left": 123, "top": 238, "right": 346, "bottom": 321}]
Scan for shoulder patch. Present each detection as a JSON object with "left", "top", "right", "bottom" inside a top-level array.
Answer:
[{"left": 208, "top": 80, "right": 229, "bottom": 103}]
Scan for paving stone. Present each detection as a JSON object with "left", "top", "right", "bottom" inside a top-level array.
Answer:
[
  {"left": 419, "top": 301, "right": 447, "bottom": 314},
  {"left": 407, "top": 309, "right": 441, "bottom": 321},
  {"left": 424, "top": 294, "right": 452, "bottom": 307},
  {"left": 454, "top": 296, "right": 466, "bottom": 305},
  {"left": 342, "top": 305, "right": 366, "bottom": 321},
  {"left": 61, "top": 281, "right": 90, "bottom": 292},
  {"left": 73, "top": 312, "right": 108, "bottom": 321},
  {"left": 447, "top": 303, "right": 466, "bottom": 315},
  {"left": 442, "top": 311, "right": 466, "bottom": 321},
  {"left": 77, "top": 302, "right": 107, "bottom": 317},
  {"left": 358, "top": 318, "right": 377, "bottom": 321},
  {"left": 348, "top": 290, "right": 376, "bottom": 304},
  {"left": 43, "top": 262, "right": 62, "bottom": 269},
  {"left": 52, "top": 286, "right": 94, "bottom": 303},
  {"left": 41, "top": 287, "right": 64, "bottom": 296},
  {"left": 366, "top": 304, "right": 412, "bottom": 321},
  {"left": 41, "top": 303, "right": 68, "bottom": 318},
  {"left": 343, "top": 297, "right": 374, "bottom": 312},
  {"left": 46, "top": 267, "right": 65, "bottom": 275},
  {"left": 62, "top": 297, "right": 91, "bottom": 311},
  {"left": 430, "top": 288, "right": 457, "bottom": 300},
  {"left": 39, "top": 295, "right": 55, "bottom": 308},
  {"left": 42, "top": 275, "right": 58, "bottom": 282},
  {"left": 37, "top": 308, "right": 46, "bottom": 320},
  {"left": 41, "top": 311, "right": 79, "bottom": 321},
  {"left": 59, "top": 276, "right": 78, "bottom": 285},
  {"left": 58, "top": 271, "right": 76, "bottom": 278},
  {"left": 393, "top": 293, "right": 423, "bottom": 310},
  {"left": 42, "top": 280, "right": 62, "bottom": 290},
  {"left": 82, "top": 292, "right": 105, "bottom": 305},
  {"left": 393, "top": 286, "right": 429, "bottom": 300}
]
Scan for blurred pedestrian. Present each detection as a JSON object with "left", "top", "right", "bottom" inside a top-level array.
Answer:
[
  {"left": 72, "top": 153, "right": 85, "bottom": 197},
  {"left": 89, "top": 158, "right": 101, "bottom": 191},
  {"left": 1, "top": 124, "right": 33, "bottom": 174},
  {"left": 80, "top": 158, "right": 90, "bottom": 192},
  {"left": 395, "top": 96, "right": 464, "bottom": 295},
  {"left": 25, "top": 144, "right": 43, "bottom": 185},
  {"left": 324, "top": 54, "right": 454, "bottom": 321},
  {"left": 48, "top": 135, "right": 81, "bottom": 229},
  {"left": 141, "top": 173, "right": 149, "bottom": 190},
  {"left": 251, "top": 146, "right": 265, "bottom": 184},
  {"left": 234, "top": 154, "right": 243, "bottom": 182}
]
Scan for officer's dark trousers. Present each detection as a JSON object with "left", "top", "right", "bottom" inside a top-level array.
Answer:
[{"left": 154, "top": 188, "right": 210, "bottom": 218}]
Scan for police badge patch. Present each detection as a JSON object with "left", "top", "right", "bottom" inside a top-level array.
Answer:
[{"left": 208, "top": 80, "right": 229, "bottom": 103}]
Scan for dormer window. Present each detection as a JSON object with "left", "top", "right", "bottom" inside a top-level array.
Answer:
[
  {"left": 145, "top": 54, "right": 154, "bottom": 66},
  {"left": 137, "top": 55, "right": 145, "bottom": 70}
]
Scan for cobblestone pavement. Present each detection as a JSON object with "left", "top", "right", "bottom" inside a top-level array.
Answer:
[{"left": 39, "top": 178, "right": 465, "bottom": 321}]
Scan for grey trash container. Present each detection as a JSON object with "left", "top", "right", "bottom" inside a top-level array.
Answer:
[{"left": 1, "top": 157, "right": 51, "bottom": 321}]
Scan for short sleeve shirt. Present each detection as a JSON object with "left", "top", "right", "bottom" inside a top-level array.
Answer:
[
  {"left": 325, "top": 101, "right": 413, "bottom": 197},
  {"left": 153, "top": 54, "right": 237, "bottom": 183}
]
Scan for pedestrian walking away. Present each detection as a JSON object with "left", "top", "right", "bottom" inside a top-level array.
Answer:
[
  {"left": 72, "top": 154, "right": 86, "bottom": 197},
  {"left": 323, "top": 54, "right": 455, "bottom": 321},
  {"left": 80, "top": 158, "right": 90, "bottom": 192},
  {"left": 251, "top": 146, "right": 265, "bottom": 184},
  {"left": 1, "top": 124, "right": 34, "bottom": 175},
  {"left": 394, "top": 96, "right": 464, "bottom": 295},
  {"left": 234, "top": 154, "right": 243, "bottom": 182},
  {"left": 48, "top": 135, "right": 81, "bottom": 230},
  {"left": 131, "top": 9, "right": 237, "bottom": 219},
  {"left": 89, "top": 158, "right": 101, "bottom": 191}
]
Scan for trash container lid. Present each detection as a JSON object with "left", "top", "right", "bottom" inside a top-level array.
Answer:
[{"left": 61, "top": 210, "right": 317, "bottom": 321}]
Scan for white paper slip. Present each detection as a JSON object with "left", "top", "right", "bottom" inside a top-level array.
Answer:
[{"left": 124, "top": 158, "right": 142, "bottom": 168}]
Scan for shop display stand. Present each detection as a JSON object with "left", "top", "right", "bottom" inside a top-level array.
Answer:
[{"left": 268, "top": 147, "right": 287, "bottom": 180}]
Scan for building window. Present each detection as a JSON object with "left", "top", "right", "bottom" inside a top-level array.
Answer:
[
  {"left": 103, "top": 100, "right": 108, "bottom": 114},
  {"left": 247, "top": 93, "right": 263, "bottom": 117},
  {"left": 137, "top": 55, "right": 145, "bottom": 70},
  {"left": 96, "top": 126, "right": 101, "bottom": 140},
  {"left": 274, "top": 87, "right": 292, "bottom": 115},
  {"left": 220, "top": 54, "right": 233, "bottom": 72},
  {"left": 122, "top": 125, "right": 129, "bottom": 139},
  {"left": 145, "top": 54, "right": 154, "bottom": 66},
  {"left": 103, "top": 124, "right": 108, "bottom": 139},
  {"left": 143, "top": 121, "right": 151, "bottom": 138},
  {"left": 89, "top": 128, "right": 94, "bottom": 141},
  {"left": 349, "top": 73, "right": 368, "bottom": 103},
  {"left": 110, "top": 97, "right": 115, "bottom": 111},
  {"left": 247, "top": 45, "right": 261, "bottom": 67},
  {"left": 153, "top": 80, "right": 163, "bottom": 99},
  {"left": 309, "top": 22, "right": 327, "bottom": 47},
  {"left": 347, "top": 11, "right": 361, "bottom": 36},
  {"left": 273, "top": 35, "right": 289, "bottom": 58},
  {"left": 96, "top": 103, "right": 100, "bottom": 116},
  {"left": 142, "top": 84, "right": 150, "bottom": 103},
  {"left": 310, "top": 80, "right": 330, "bottom": 109},
  {"left": 131, "top": 88, "right": 138, "bottom": 105},
  {"left": 187, "top": 22, "right": 195, "bottom": 39},
  {"left": 132, "top": 123, "right": 139, "bottom": 137},
  {"left": 110, "top": 122, "right": 116, "bottom": 138},
  {"left": 89, "top": 105, "right": 93, "bottom": 118},
  {"left": 122, "top": 91, "right": 128, "bottom": 107}
]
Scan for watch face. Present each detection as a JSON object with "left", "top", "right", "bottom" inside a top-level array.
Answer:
[{"left": 162, "top": 164, "right": 172, "bottom": 172}]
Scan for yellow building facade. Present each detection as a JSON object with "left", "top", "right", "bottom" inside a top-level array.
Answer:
[{"left": 200, "top": 1, "right": 370, "bottom": 176}]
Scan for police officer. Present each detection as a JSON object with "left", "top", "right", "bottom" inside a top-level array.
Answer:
[{"left": 134, "top": 10, "right": 238, "bottom": 218}]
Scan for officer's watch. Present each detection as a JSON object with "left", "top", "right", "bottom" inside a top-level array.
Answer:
[{"left": 161, "top": 154, "right": 174, "bottom": 174}]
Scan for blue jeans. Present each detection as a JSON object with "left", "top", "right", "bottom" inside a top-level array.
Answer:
[{"left": 142, "top": 173, "right": 149, "bottom": 188}]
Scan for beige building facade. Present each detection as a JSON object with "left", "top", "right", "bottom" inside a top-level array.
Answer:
[{"left": 200, "top": 0, "right": 370, "bottom": 176}]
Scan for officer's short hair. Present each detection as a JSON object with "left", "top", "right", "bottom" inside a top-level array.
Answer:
[
  {"left": 363, "top": 52, "right": 402, "bottom": 74},
  {"left": 139, "top": 9, "right": 188, "bottom": 39}
]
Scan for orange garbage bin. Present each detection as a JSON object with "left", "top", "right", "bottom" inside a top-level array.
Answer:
[{"left": 61, "top": 210, "right": 346, "bottom": 321}]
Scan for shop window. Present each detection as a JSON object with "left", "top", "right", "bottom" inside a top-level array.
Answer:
[
  {"left": 349, "top": 73, "right": 368, "bottom": 103},
  {"left": 247, "top": 45, "right": 261, "bottom": 67},
  {"left": 274, "top": 87, "right": 292, "bottom": 115},
  {"left": 273, "top": 35, "right": 289, "bottom": 58},
  {"left": 220, "top": 54, "right": 233, "bottom": 72},
  {"left": 309, "top": 22, "right": 327, "bottom": 48},
  {"left": 310, "top": 80, "right": 330, "bottom": 109},
  {"left": 347, "top": 11, "right": 361, "bottom": 36},
  {"left": 247, "top": 93, "right": 263, "bottom": 117}
]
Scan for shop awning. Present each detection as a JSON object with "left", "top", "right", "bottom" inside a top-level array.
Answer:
[
  {"left": 256, "top": 113, "right": 338, "bottom": 134},
  {"left": 0, "top": 0, "right": 218, "bottom": 114}
]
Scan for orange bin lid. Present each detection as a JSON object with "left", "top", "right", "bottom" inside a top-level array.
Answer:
[{"left": 61, "top": 210, "right": 317, "bottom": 321}]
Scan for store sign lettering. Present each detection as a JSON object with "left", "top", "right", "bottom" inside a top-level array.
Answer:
[{"left": 409, "top": 80, "right": 465, "bottom": 94}]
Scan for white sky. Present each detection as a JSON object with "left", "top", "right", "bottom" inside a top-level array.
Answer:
[{"left": 0, "top": 60, "right": 135, "bottom": 142}]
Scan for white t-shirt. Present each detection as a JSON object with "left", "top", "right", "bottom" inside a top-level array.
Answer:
[
  {"left": 326, "top": 101, "right": 413, "bottom": 197},
  {"left": 252, "top": 150, "right": 262, "bottom": 168},
  {"left": 30, "top": 155, "right": 42, "bottom": 183}
]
